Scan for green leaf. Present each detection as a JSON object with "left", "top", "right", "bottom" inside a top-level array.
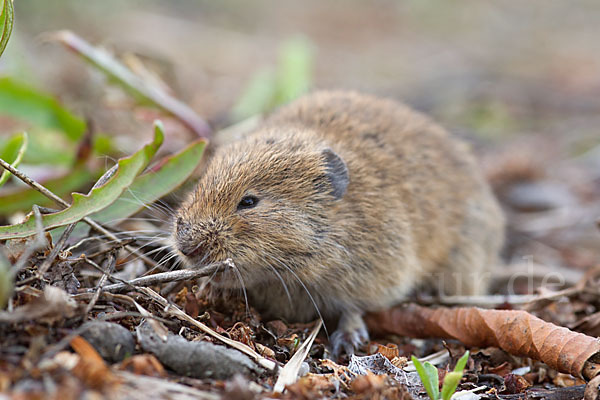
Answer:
[
  {"left": 0, "top": 0, "right": 14, "bottom": 59},
  {"left": 441, "top": 371, "right": 463, "bottom": 400},
  {"left": 412, "top": 355, "right": 440, "bottom": 400},
  {"left": 0, "top": 132, "right": 27, "bottom": 187},
  {"left": 0, "top": 167, "right": 95, "bottom": 216},
  {"left": 0, "top": 124, "right": 164, "bottom": 239},
  {"left": 453, "top": 351, "right": 469, "bottom": 373},
  {"left": 0, "top": 77, "right": 86, "bottom": 142}
]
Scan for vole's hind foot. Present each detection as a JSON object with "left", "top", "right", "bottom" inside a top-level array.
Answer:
[{"left": 330, "top": 312, "right": 369, "bottom": 357}]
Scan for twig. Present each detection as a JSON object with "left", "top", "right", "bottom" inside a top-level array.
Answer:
[
  {"left": 79, "top": 256, "right": 122, "bottom": 284},
  {"left": 98, "top": 262, "right": 225, "bottom": 293},
  {"left": 37, "top": 222, "right": 77, "bottom": 276},
  {"left": 138, "top": 286, "right": 278, "bottom": 372},
  {"left": 85, "top": 251, "right": 117, "bottom": 315}
]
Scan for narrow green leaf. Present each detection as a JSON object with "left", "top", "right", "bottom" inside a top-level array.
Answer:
[
  {"left": 453, "top": 351, "right": 470, "bottom": 373},
  {"left": 0, "top": 0, "right": 14, "bottom": 59},
  {"left": 424, "top": 362, "right": 440, "bottom": 400},
  {"left": 412, "top": 355, "right": 440, "bottom": 400},
  {"left": 0, "top": 126, "right": 164, "bottom": 239},
  {"left": 441, "top": 371, "right": 463, "bottom": 400},
  {"left": 0, "top": 132, "right": 28, "bottom": 187},
  {"left": 0, "top": 77, "right": 86, "bottom": 141}
]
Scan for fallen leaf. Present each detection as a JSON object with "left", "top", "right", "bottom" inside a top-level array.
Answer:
[
  {"left": 366, "top": 304, "right": 600, "bottom": 379},
  {"left": 376, "top": 343, "right": 399, "bottom": 361},
  {"left": 118, "top": 354, "right": 166, "bottom": 377},
  {"left": 70, "top": 336, "right": 119, "bottom": 390}
]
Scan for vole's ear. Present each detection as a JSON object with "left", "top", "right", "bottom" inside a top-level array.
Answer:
[{"left": 321, "top": 148, "right": 349, "bottom": 199}]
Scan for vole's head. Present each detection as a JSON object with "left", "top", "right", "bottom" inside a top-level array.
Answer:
[{"left": 172, "top": 129, "right": 349, "bottom": 288}]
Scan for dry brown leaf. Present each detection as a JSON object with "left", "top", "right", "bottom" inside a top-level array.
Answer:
[
  {"left": 390, "top": 357, "right": 408, "bottom": 369},
  {"left": 487, "top": 361, "right": 513, "bottom": 377},
  {"left": 118, "top": 354, "right": 166, "bottom": 377},
  {"left": 553, "top": 372, "right": 585, "bottom": 387},
  {"left": 184, "top": 291, "right": 200, "bottom": 318},
  {"left": 349, "top": 373, "right": 414, "bottom": 400},
  {"left": 70, "top": 336, "right": 119, "bottom": 390},
  {"left": 365, "top": 304, "right": 600, "bottom": 379},
  {"left": 256, "top": 342, "right": 277, "bottom": 359},
  {"left": 504, "top": 374, "right": 531, "bottom": 394},
  {"left": 375, "top": 343, "right": 399, "bottom": 360},
  {"left": 350, "top": 372, "right": 386, "bottom": 393}
]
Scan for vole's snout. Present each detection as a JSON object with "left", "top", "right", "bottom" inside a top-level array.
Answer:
[{"left": 174, "top": 215, "right": 226, "bottom": 265}]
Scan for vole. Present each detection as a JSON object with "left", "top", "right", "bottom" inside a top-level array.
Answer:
[{"left": 172, "top": 91, "right": 504, "bottom": 355}]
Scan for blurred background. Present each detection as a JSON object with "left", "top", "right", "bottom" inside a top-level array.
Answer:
[{"left": 1, "top": 0, "right": 599, "bottom": 293}]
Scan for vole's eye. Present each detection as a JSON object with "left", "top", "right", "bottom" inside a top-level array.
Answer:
[{"left": 237, "top": 195, "right": 259, "bottom": 210}]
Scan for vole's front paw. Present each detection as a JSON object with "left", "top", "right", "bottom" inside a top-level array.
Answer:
[{"left": 330, "top": 312, "right": 369, "bottom": 357}]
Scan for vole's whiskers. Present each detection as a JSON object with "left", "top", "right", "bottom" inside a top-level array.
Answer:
[
  {"left": 154, "top": 199, "right": 176, "bottom": 215},
  {"left": 103, "top": 216, "right": 165, "bottom": 225},
  {"left": 120, "top": 189, "right": 172, "bottom": 219},
  {"left": 263, "top": 260, "right": 293, "bottom": 307},
  {"left": 267, "top": 255, "right": 327, "bottom": 337},
  {"left": 154, "top": 249, "right": 181, "bottom": 271},
  {"left": 134, "top": 244, "right": 172, "bottom": 260},
  {"left": 229, "top": 262, "right": 250, "bottom": 317}
]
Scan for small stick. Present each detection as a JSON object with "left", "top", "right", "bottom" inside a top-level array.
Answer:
[
  {"left": 85, "top": 251, "right": 117, "bottom": 315},
  {"left": 97, "top": 261, "right": 225, "bottom": 293},
  {"left": 37, "top": 222, "right": 77, "bottom": 276}
]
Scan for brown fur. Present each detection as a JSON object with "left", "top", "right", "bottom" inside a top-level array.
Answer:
[{"left": 173, "top": 91, "right": 504, "bottom": 353}]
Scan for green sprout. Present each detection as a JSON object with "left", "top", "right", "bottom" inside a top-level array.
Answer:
[{"left": 411, "top": 351, "right": 470, "bottom": 400}]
